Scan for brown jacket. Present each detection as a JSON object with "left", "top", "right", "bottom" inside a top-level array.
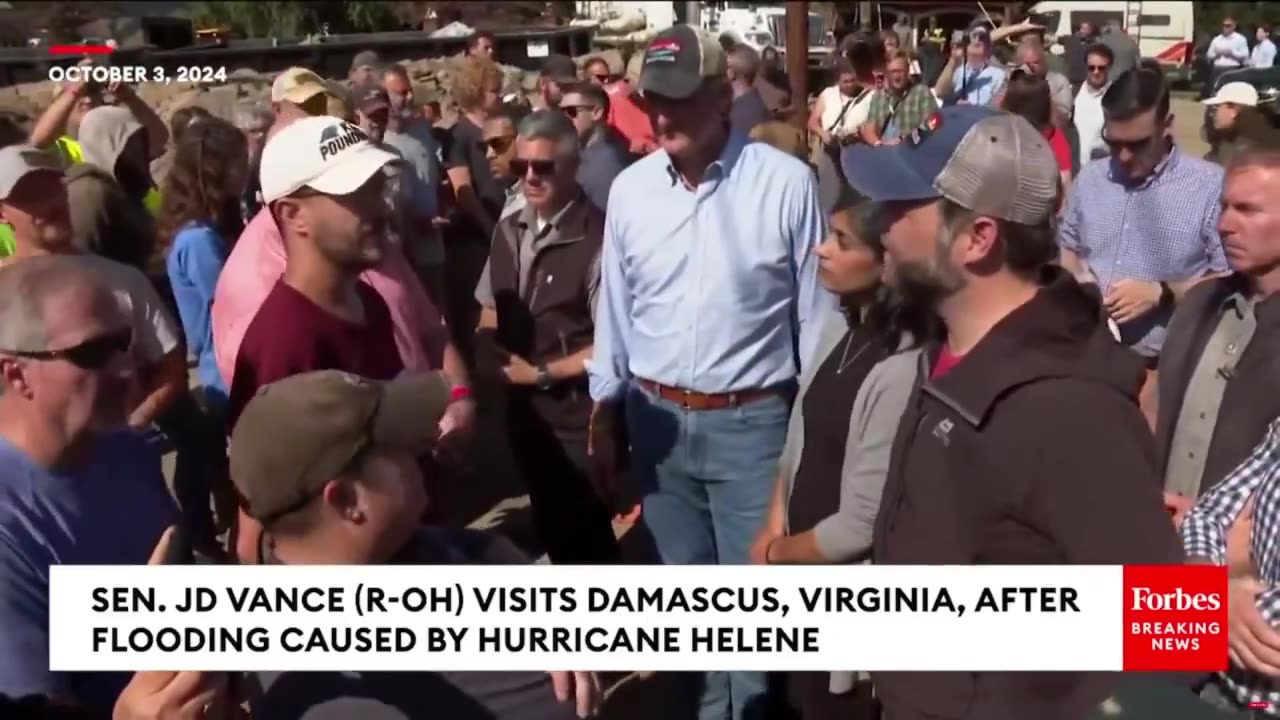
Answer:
[
  {"left": 871, "top": 268, "right": 1184, "bottom": 720},
  {"left": 484, "top": 199, "right": 602, "bottom": 432}
]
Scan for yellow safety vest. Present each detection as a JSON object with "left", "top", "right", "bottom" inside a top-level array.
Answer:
[{"left": 57, "top": 135, "right": 163, "bottom": 216}]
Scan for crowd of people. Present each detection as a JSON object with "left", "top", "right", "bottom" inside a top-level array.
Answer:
[{"left": 1, "top": 14, "right": 1280, "bottom": 720}]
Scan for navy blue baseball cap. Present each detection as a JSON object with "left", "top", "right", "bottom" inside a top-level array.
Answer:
[{"left": 842, "top": 105, "right": 1060, "bottom": 225}]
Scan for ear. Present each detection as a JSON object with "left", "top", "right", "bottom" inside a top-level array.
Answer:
[
  {"left": 0, "top": 358, "right": 32, "bottom": 400},
  {"left": 960, "top": 215, "right": 1001, "bottom": 265},
  {"left": 321, "top": 477, "right": 364, "bottom": 524}
]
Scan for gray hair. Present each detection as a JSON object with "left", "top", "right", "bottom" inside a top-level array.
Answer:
[
  {"left": 516, "top": 109, "right": 579, "bottom": 159},
  {"left": 728, "top": 45, "right": 760, "bottom": 81},
  {"left": 0, "top": 256, "right": 108, "bottom": 354},
  {"left": 232, "top": 100, "right": 272, "bottom": 132}
]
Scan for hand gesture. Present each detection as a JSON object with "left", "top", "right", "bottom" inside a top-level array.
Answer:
[
  {"left": 548, "top": 671, "right": 602, "bottom": 718},
  {"left": 501, "top": 354, "right": 539, "bottom": 386},
  {"left": 1105, "top": 279, "right": 1162, "bottom": 324}
]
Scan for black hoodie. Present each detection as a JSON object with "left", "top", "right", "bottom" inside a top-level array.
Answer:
[{"left": 870, "top": 267, "right": 1184, "bottom": 720}]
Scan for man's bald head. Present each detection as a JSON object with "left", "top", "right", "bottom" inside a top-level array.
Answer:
[
  {"left": 1018, "top": 43, "right": 1048, "bottom": 78},
  {"left": 0, "top": 256, "right": 116, "bottom": 354}
]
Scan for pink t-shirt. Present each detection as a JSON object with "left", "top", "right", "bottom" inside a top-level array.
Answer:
[{"left": 211, "top": 208, "right": 447, "bottom": 388}]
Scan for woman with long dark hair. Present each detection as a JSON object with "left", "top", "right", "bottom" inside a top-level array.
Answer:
[
  {"left": 751, "top": 195, "right": 932, "bottom": 720},
  {"left": 1001, "top": 67, "right": 1072, "bottom": 194},
  {"left": 156, "top": 116, "right": 248, "bottom": 557}
]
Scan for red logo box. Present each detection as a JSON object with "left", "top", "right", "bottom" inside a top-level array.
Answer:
[{"left": 1123, "top": 565, "right": 1227, "bottom": 672}]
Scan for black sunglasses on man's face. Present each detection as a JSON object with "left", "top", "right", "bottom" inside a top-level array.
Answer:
[{"left": 1, "top": 327, "right": 132, "bottom": 371}]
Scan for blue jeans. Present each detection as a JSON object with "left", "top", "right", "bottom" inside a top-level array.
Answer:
[{"left": 625, "top": 381, "right": 791, "bottom": 720}]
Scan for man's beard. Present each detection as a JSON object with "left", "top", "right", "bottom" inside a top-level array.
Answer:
[{"left": 888, "top": 234, "right": 967, "bottom": 309}]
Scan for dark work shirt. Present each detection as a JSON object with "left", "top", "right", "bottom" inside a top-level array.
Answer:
[
  {"left": 446, "top": 116, "right": 504, "bottom": 223},
  {"left": 788, "top": 323, "right": 884, "bottom": 533},
  {"left": 227, "top": 280, "right": 403, "bottom": 428},
  {"left": 252, "top": 528, "right": 578, "bottom": 720},
  {"left": 729, "top": 88, "right": 770, "bottom": 135}
]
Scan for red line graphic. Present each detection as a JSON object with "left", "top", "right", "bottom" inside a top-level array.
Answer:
[{"left": 49, "top": 45, "right": 114, "bottom": 56}]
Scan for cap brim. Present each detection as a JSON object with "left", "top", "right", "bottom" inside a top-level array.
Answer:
[
  {"left": 841, "top": 144, "right": 941, "bottom": 203},
  {"left": 370, "top": 373, "right": 453, "bottom": 453},
  {"left": 306, "top": 143, "right": 399, "bottom": 196},
  {"left": 639, "top": 67, "right": 704, "bottom": 100},
  {"left": 0, "top": 166, "right": 62, "bottom": 201},
  {"left": 282, "top": 83, "right": 328, "bottom": 105}
]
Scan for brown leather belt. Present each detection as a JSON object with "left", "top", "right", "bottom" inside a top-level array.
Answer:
[{"left": 636, "top": 378, "right": 777, "bottom": 411}]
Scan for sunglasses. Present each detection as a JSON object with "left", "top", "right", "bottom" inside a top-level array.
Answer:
[
  {"left": 1101, "top": 128, "right": 1159, "bottom": 154},
  {"left": 2, "top": 327, "right": 132, "bottom": 370},
  {"left": 560, "top": 105, "right": 596, "bottom": 119},
  {"left": 510, "top": 159, "right": 557, "bottom": 177},
  {"left": 593, "top": 74, "right": 610, "bottom": 83},
  {"left": 1087, "top": 64, "right": 1109, "bottom": 72},
  {"left": 484, "top": 136, "right": 514, "bottom": 153}
]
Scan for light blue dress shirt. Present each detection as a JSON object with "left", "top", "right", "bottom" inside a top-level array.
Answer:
[
  {"left": 589, "top": 134, "right": 833, "bottom": 402},
  {"left": 1252, "top": 38, "right": 1276, "bottom": 68}
]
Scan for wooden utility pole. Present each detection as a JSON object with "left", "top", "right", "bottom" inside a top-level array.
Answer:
[{"left": 785, "top": 0, "right": 809, "bottom": 130}]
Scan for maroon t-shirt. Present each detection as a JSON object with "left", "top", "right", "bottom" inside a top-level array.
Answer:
[{"left": 228, "top": 280, "right": 404, "bottom": 429}]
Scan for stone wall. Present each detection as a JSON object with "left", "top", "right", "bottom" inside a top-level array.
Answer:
[{"left": 0, "top": 47, "right": 629, "bottom": 130}]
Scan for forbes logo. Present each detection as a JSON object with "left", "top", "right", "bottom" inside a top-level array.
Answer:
[
  {"left": 1130, "top": 587, "right": 1222, "bottom": 612},
  {"left": 1122, "top": 565, "right": 1227, "bottom": 672}
]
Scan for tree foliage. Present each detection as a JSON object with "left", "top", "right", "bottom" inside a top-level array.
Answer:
[
  {"left": 6, "top": 0, "right": 121, "bottom": 42},
  {"left": 187, "top": 0, "right": 428, "bottom": 37}
]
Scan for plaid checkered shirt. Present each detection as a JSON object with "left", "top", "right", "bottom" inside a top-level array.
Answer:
[
  {"left": 1182, "top": 417, "right": 1280, "bottom": 712},
  {"left": 864, "top": 84, "right": 939, "bottom": 141}
]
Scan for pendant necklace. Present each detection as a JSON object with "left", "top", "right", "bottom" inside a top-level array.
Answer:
[{"left": 835, "top": 332, "right": 871, "bottom": 375}]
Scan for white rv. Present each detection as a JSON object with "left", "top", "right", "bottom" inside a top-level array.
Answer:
[{"left": 1029, "top": 1, "right": 1195, "bottom": 68}]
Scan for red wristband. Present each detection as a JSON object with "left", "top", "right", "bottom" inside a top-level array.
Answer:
[{"left": 450, "top": 386, "right": 472, "bottom": 402}]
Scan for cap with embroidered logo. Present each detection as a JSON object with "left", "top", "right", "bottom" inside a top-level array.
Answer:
[
  {"left": 841, "top": 105, "right": 1059, "bottom": 226},
  {"left": 258, "top": 115, "right": 399, "bottom": 202},
  {"left": 639, "top": 24, "right": 727, "bottom": 100}
]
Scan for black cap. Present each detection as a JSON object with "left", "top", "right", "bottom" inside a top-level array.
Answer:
[
  {"left": 638, "top": 24, "right": 727, "bottom": 100},
  {"left": 540, "top": 54, "right": 578, "bottom": 83},
  {"left": 351, "top": 50, "right": 381, "bottom": 72},
  {"left": 353, "top": 83, "right": 390, "bottom": 112}
]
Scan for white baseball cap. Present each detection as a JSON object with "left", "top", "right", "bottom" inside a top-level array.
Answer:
[
  {"left": 1203, "top": 82, "right": 1259, "bottom": 107},
  {"left": 258, "top": 116, "right": 398, "bottom": 203},
  {"left": 0, "top": 145, "right": 63, "bottom": 200}
]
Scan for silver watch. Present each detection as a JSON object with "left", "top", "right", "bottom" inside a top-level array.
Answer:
[{"left": 536, "top": 364, "right": 553, "bottom": 391}]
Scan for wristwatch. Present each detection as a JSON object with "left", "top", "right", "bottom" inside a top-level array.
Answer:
[
  {"left": 535, "top": 364, "right": 553, "bottom": 391},
  {"left": 1158, "top": 281, "right": 1174, "bottom": 309}
]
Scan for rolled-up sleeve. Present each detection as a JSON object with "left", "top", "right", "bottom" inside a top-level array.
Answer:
[
  {"left": 789, "top": 172, "right": 833, "bottom": 371},
  {"left": 1057, "top": 178, "right": 1085, "bottom": 256},
  {"left": 1182, "top": 420, "right": 1280, "bottom": 564},
  {"left": 588, "top": 200, "right": 631, "bottom": 402},
  {"left": 812, "top": 353, "right": 915, "bottom": 562}
]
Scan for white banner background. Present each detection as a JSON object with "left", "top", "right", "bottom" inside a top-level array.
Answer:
[{"left": 49, "top": 565, "right": 1123, "bottom": 672}]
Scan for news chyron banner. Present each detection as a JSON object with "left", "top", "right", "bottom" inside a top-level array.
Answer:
[{"left": 49, "top": 565, "right": 1226, "bottom": 673}]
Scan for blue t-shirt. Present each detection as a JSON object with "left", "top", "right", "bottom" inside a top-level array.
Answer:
[
  {"left": 167, "top": 222, "right": 229, "bottom": 403},
  {"left": 0, "top": 432, "right": 177, "bottom": 710}
]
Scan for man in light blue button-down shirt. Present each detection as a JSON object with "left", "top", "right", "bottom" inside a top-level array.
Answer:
[{"left": 588, "top": 24, "right": 832, "bottom": 720}]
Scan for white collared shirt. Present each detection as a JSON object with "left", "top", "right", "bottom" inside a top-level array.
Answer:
[{"left": 1073, "top": 82, "right": 1109, "bottom": 168}]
